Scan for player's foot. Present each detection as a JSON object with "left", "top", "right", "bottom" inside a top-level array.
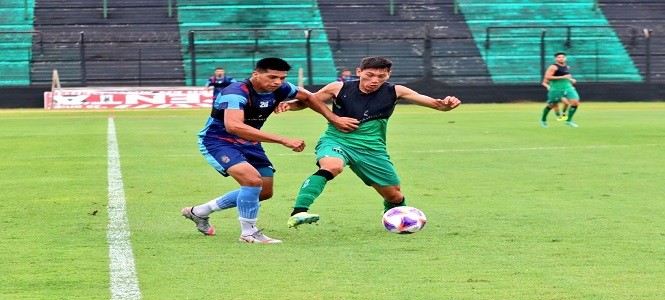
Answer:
[
  {"left": 239, "top": 230, "right": 282, "bottom": 243},
  {"left": 556, "top": 115, "right": 568, "bottom": 121},
  {"left": 181, "top": 207, "right": 216, "bottom": 235},
  {"left": 287, "top": 212, "right": 320, "bottom": 228},
  {"left": 539, "top": 121, "right": 548, "bottom": 128},
  {"left": 564, "top": 121, "right": 579, "bottom": 128}
]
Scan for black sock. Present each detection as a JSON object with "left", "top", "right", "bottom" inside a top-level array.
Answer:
[{"left": 290, "top": 207, "right": 309, "bottom": 216}]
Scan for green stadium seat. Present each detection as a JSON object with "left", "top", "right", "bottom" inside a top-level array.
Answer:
[
  {"left": 177, "top": 2, "right": 337, "bottom": 85},
  {"left": 0, "top": 1, "right": 35, "bottom": 86},
  {"left": 457, "top": 0, "right": 643, "bottom": 83}
]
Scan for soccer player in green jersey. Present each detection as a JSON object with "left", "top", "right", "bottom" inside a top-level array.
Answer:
[
  {"left": 286, "top": 56, "right": 461, "bottom": 228},
  {"left": 540, "top": 52, "right": 580, "bottom": 128},
  {"left": 542, "top": 79, "right": 570, "bottom": 121}
]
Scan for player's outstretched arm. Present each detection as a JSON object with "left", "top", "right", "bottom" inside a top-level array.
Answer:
[
  {"left": 303, "top": 83, "right": 359, "bottom": 132},
  {"left": 395, "top": 85, "right": 461, "bottom": 111},
  {"left": 224, "top": 109, "right": 305, "bottom": 152}
]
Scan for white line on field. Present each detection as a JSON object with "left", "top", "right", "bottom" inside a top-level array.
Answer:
[
  {"left": 4, "top": 143, "right": 661, "bottom": 160},
  {"left": 107, "top": 117, "right": 142, "bottom": 300}
]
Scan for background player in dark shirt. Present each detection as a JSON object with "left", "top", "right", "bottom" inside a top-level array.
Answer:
[{"left": 205, "top": 67, "right": 237, "bottom": 100}]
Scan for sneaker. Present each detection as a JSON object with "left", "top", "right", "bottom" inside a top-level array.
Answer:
[
  {"left": 287, "top": 212, "right": 320, "bottom": 228},
  {"left": 181, "top": 207, "right": 216, "bottom": 235},
  {"left": 239, "top": 230, "right": 282, "bottom": 243},
  {"left": 564, "top": 121, "right": 579, "bottom": 128},
  {"left": 556, "top": 115, "right": 568, "bottom": 121},
  {"left": 539, "top": 121, "right": 548, "bottom": 128}
]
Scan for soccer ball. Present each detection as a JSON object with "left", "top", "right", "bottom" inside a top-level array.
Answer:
[{"left": 382, "top": 206, "right": 427, "bottom": 234}]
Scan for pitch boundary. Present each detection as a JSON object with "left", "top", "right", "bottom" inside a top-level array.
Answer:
[{"left": 107, "top": 117, "right": 142, "bottom": 299}]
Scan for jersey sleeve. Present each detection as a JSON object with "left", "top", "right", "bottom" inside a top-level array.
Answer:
[
  {"left": 213, "top": 83, "right": 250, "bottom": 109},
  {"left": 215, "top": 94, "right": 247, "bottom": 110}
]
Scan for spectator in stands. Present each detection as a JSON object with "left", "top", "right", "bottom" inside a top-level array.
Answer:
[
  {"left": 205, "top": 67, "right": 237, "bottom": 100},
  {"left": 285, "top": 56, "right": 461, "bottom": 228},
  {"left": 540, "top": 52, "right": 580, "bottom": 128},
  {"left": 336, "top": 68, "right": 354, "bottom": 82},
  {"left": 182, "top": 58, "right": 357, "bottom": 243}
]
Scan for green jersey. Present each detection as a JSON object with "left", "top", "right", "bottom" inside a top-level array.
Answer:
[
  {"left": 322, "top": 80, "right": 398, "bottom": 151},
  {"left": 322, "top": 119, "right": 388, "bottom": 151},
  {"left": 549, "top": 64, "right": 574, "bottom": 90}
]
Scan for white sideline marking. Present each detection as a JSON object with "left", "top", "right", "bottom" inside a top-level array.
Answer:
[
  {"left": 107, "top": 117, "right": 142, "bottom": 299},
  {"left": 4, "top": 143, "right": 661, "bottom": 159}
]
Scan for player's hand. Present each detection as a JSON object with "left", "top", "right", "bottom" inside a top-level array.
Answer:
[
  {"left": 331, "top": 116, "right": 359, "bottom": 133},
  {"left": 569, "top": 78, "right": 577, "bottom": 84},
  {"left": 274, "top": 102, "right": 291, "bottom": 114},
  {"left": 435, "top": 96, "right": 461, "bottom": 111},
  {"left": 282, "top": 138, "right": 306, "bottom": 152}
]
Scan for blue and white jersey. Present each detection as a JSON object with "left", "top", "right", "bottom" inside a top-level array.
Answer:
[{"left": 198, "top": 79, "right": 299, "bottom": 144}]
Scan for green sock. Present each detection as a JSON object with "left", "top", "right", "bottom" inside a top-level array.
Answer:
[
  {"left": 383, "top": 198, "right": 406, "bottom": 212},
  {"left": 293, "top": 175, "right": 328, "bottom": 210},
  {"left": 541, "top": 106, "right": 552, "bottom": 121},
  {"left": 567, "top": 106, "right": 578, "bottom": 121}
]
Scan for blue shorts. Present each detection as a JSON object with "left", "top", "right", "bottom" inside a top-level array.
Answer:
[{"left": 198, "top": 137, "right": 275, "bottom": 177}]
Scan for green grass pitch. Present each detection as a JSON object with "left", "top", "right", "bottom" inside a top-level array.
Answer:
[{"left": 0, "top": 102, "right": 663, "bottom": 299}]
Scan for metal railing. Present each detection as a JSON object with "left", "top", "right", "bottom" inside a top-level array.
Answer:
[
  {"left": 485, "top": 25, "right": 652, "bottom": 82},
  {"left": 187, "top": 27, "right": 341, "bottom": 86},
  {"left": 0, "top": 26, "right": 660, "bottom": 87}
]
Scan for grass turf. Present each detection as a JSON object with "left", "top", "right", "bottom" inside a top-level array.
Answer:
[{"left": 0, "top": 102, "right": 663, "bottom": 299}]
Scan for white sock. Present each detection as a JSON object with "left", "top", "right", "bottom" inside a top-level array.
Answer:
[
  {"left": 239, "top": 217, "right": 258, "bottom": 236},
  {"left": 192, "top": 198, "right": 222, "bottom": 217}
]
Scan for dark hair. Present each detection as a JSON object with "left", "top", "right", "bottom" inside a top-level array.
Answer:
[
  {"left": 255, "top": 58, "right": 291, "bottom": 72},
  {"left": 359, "top": 56, "right": 393, "bottom": 71},
  {"left": 215, "top": 67, "right": 224, "bottom": 70},
  {"left": 554, "top": 52, "right": 566, "bottom": 57}
]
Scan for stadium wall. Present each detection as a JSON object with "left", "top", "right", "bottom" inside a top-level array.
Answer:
[{"left": 0, "top": 83, "right": 663, "bottom": 109}]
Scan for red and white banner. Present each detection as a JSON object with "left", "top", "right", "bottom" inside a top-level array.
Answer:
[{"left": 44, "top": 87, "right": 214, "bottom": 109}]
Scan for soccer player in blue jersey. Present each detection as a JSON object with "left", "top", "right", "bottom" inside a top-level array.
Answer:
[
  {"left": 205, "top": 67, "right": 237, "bottom": 100},
  {"left": 286, "top": 56, "right": 461, "bottom": 228},
  {"left": 182, "top": 58, "right": 358, "bottom": 243}
]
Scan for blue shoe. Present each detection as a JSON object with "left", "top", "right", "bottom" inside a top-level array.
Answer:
[
  {"left": 540, "top": 121, "right": 548, "bottom": 128},
  {"left": 564, "top": 121, "right": 579, "bottom": 128},
  {"left": 287, "top": 212, "right": 320, "bottom": 228}
]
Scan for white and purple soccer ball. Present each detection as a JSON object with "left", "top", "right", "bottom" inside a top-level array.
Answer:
[{"left": 382, "top": 206, "right": 427, "bottom": 234}]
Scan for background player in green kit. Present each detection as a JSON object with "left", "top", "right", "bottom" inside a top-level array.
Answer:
[
  {"left": 286, "top": 56, "right": 461, "bottom": 228},
  {"left": 542, "top": 79, "right": 570, "bottom": 121},
  {"left": 540, "top": 52, "right": 580, "bottom": 128}
]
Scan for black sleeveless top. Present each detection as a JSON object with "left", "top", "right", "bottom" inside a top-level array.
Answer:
[
  {"left": 332, "top": 81, "right": 398, "bottom": 123},
  {"left": 552, "top": 64, "right": 571, "bottom": 76}
]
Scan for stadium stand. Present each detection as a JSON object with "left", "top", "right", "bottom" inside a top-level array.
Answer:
[
  {"left": 0, "top": 0, "right": 35, "bottom": 86},
  {"left": 32, "top": 0, "right": 184, "bottom": 86},
  {"left": 317, "top": 0, "right": 491, "bottom": 84},
  {"left": 0, "top": 0, "right": 662, "bottom": 89},
  {"left": 600, "top": 0, "right": 665, "bottom": 82},
  {"left": 177, "top": 0, "right": 338, "bottom": 85},
  {"left": 457, "top": 0, "right": 644, "bottom": 83}
]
